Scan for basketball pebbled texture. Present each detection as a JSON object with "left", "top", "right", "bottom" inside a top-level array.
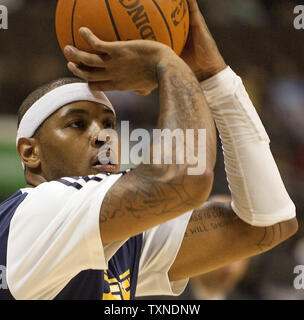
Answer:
[{"left": 56, "top": 0, "right": 190, "bottom": 58}]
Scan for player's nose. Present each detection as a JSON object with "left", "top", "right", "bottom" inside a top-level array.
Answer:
[
  {"left": 90, "top": 122, "right": 105, "bottom": 148},
  {"left": 91, "top": 135, "right": 104, "bottom": 148}
]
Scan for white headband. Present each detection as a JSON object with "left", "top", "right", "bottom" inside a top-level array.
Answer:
[{"left": 16, "top": 83, "right": 115, "bottom": 145}]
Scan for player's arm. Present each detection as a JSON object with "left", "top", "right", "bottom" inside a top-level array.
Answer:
[
  {"left": 167, "top": 0, "right": 298, "bottom": 280},
  {"left": 168, "top": 197, "right": 298, "bottom": 281},
  {"left": 65, "top": 28, "right": 217, "bottom": 244},
  {"left": 182, "top": 0, "right": 297, "bottom": 225}
]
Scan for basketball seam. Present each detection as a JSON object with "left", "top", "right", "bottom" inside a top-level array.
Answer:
[
  {"left": 70, "top": 1, "right": 174, "bottom": 51},
  {"left": 151, "top": 0, "right": 174, "bottom": 51},
  {"left": 105, "top": 0, "right": 121, "bottom": 41},
  {"left": 71, "top": 0, "right": 78, "bottom": 47}
]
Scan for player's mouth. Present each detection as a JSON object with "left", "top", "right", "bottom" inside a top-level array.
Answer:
[
  {"left": 92, "top": 162, "right": 118, "bottom": 173},
  {"left": 91, "top": 155, "right": 119, "bottom": 174}
]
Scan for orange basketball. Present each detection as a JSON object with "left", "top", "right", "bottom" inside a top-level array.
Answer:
[{"left": 55, "top": 0, "right": 190, "bottom": 59}]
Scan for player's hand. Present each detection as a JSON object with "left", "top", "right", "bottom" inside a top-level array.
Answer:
[
  {"left": 181, "top": 0, "right": 227, "bottom": 81},
  {"left": 64, "top": 27, "right": 176, "bottom": 93}
]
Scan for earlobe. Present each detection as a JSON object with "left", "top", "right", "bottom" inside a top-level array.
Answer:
[{"left": 17, "top": 138, "right": 41, "bottom": 169}]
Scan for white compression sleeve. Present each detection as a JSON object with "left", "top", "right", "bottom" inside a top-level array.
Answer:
[{"left": 201, "top": 67, "right": 296, "bottom": 226}]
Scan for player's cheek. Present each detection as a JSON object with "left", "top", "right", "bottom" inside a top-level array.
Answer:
[{"left": 69, "top": 143, "right": 91, "bottom": 169}]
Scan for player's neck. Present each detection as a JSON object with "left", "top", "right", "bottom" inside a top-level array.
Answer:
[
  {"left": 25, "top": 183, "right": 36, "bottom": 188},
  {"left": 25, "top": 173, "right": 47, "bottom": 188}
]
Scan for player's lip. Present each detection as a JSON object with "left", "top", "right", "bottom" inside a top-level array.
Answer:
[
  {"left": 91, "top": 163, "right": 118, "bottom": 173},
  {"left": 91, "top": 156, "right": 118, "bottom": 173}
]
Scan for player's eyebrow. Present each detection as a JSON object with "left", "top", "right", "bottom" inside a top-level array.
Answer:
[
  {"left": 61, "top": 109, "right": 90, "bottom": 118},
  {"left": 61, "top": 106, "right": 114, "bottom": 118},
  {"left": 98, "top": 108, "right": 115, "bottom": 116}
]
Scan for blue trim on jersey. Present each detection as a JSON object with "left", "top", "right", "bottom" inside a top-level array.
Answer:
[
  {"left": 0, "top": 186, "right": 143, "bottom": 300},
  {"left": 53, "top": 234, "right": 143, "bottom": 300},
  {"left": 56, "top": 178, "right": 83, "bottom": 190},
  {"left": 55, "top": 176, "right": 105, "bottom": 190},
  {"left": 55, "top": 172, "right": 129, "bottom": 190},
  {"left": 0, "top": 191, "right": 28, "bottom": 300},
  {"left": 82, "top": 176, "right": 103, "bottom": 183}
]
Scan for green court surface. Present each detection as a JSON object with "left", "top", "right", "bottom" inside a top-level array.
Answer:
[
  {"left": 0, "top": 142, "right": 25, "bottom": 199},
  {"left": 0, "top": 117, "right": 25, "bottom": 199}
]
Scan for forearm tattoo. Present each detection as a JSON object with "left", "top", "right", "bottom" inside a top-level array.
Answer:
[
  {"left": 184, "top": 202, "right": 238, "bottom": 238},
  {"left": 100, "top": 64, "right": 215, "bottom": 226},
  {"left": 184, "top": 202, "right": 284, "bottom": 253}
]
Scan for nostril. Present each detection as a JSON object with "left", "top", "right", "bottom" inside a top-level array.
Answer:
[{"left": 95, "top": 139, "right": 104, "bottom": 146}]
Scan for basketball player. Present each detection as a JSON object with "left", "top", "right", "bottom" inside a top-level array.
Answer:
[{"left": 0, "top": 0, "right": 297, "bottom": 300}]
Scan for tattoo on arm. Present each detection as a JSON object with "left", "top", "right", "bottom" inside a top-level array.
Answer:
[
  {"left": 100, "top": 61, "right": 216, "bottom": 236},
  {"left": 184, "top": 202, "right": 284, "bottom": 253},
  {"left": 157, "top": 64, "right": 216, "bottom": 160},
  {"left": 257, "top": 224, "right": 283, "bottom": 251},
  {"left": 100, "top": 166, "right": 199, "bottom": 225},
  {"left": 184, "top": 203, "right": 238, "bottom": 238}
]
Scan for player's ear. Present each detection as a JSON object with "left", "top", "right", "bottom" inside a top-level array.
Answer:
[{"left": 17, "top": 138, "right": 41, "bottom": 169}]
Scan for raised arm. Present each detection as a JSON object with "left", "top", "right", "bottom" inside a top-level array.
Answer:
[
  {"left": 65, "top": 28, "right": 217, "bottom": 244},
  {"left": 167, "top": 0, "right": 298, "bottom": 280},
  {"left": 169, "top": 197, "right": 297, "bottom": 280}
]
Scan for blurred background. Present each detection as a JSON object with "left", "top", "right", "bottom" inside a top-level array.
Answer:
[{"left": 0, "top": 0, "right": 303, "bottom": 300}]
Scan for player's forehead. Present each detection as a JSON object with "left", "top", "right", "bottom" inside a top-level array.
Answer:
[{"left": 55, "top": 100, "right": 116, "bottom": 119}]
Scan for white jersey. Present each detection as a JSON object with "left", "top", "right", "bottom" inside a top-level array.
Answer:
[{"left": 0, "top": 172, "right": 191, "bottom": 300}]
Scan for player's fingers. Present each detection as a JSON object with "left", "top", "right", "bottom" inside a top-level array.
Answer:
[
  {"left": 187, "top": 0, "right": 200, "bottom": 13},
  {"left": 67, "top": 62, "right": 111, "bottom": 82},
  {"left": 135, "top": 89, "right": 152, "bottom": 96},
  {"left": 79, "top": 27, "right": 114, "bottom": 54},
  {"left": 64, "top": 46, "right": 106, "bottom": 68},
  {"left": 186, "top": 0, "right": 206, "bottom": 27}
]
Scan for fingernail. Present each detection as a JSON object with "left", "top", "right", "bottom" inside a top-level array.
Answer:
[
  {"left": 67, "top": 62, "right": 76, "bottom": 69},
  {"left": 79, "top": 27, "right": 87, "bottom": 35},
  {"left": 64, "top": 46, "right": 74, "bottom": 55}
]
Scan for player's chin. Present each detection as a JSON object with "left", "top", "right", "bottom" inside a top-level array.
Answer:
[{"left": 90, "top": 163, "right": 120, "bottom": 175}]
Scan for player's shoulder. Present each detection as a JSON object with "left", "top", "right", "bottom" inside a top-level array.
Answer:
[
  {"left": 8, "top": 170, "right": 131, "bottom": 216},
  {"left": 28, "top": 170, "right": 130, "bottom": 198},
  {"left": 52, "top": 174, "right": 107, "bottom": 191},
  {"left": 8, "top": 171, "right": 129, "bottom": 224},
  {"left": 54, "top": 170, "right": 130, "bottom": 186},
  {"left": 0, "top": 189, "right": 30, "bottom": 217}
]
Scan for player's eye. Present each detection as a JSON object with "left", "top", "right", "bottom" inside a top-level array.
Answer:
[
  {"left": 68, "top": 120, "right": 86, "bottom": 129},
  {"left": 103, "top": 119, "right": 115, "bottom": 129}
]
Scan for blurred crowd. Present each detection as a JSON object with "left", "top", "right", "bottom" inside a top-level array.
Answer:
[{"left": 0, "top": 0, "right": 303, "bottom": 300}]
